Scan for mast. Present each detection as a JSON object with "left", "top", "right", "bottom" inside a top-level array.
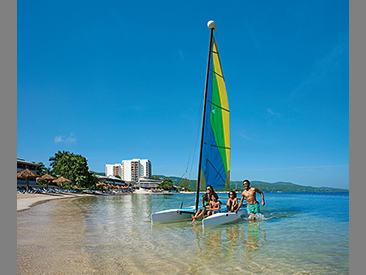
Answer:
[{"left": 195, "top": 20, "right": 217, "bottom": 212}]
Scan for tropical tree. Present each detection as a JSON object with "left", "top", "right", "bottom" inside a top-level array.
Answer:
[
  {"left": 158, "top": 177, "right": 174, "bottom": 190},
  {"left": 179, "top": 177, "right": 191, "bottom": 191},
  {"left": 36, "top": 162, "right": 46, "bottom": 176},
  {"left": 36, "top": 162, "right": 57, "bottom": 185},
  {"left": 44, "top": 167, "right": 56, "bottom": 177},
  {"left": 151, "top": 175, "right": 160, "bottom": 180},
  {"left": 49, "top": 150, "right": 98, "bottom": 189}
]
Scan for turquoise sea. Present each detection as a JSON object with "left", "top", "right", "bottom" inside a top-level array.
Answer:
[{"left": 18, "top": 192, "right": 349, "bottom": 274}]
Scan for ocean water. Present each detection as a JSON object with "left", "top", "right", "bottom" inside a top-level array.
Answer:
[{"left": 18, "top": 192, "right": 349, "bottom": 274}]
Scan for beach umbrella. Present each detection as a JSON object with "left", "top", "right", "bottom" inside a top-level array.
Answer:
[
  {"left": 17, "top": 169, "right": 39, "bottom": 191},
  {"left": 36, "top": 173, "right": 56, "bottom": 190},
  {"left": 52, "top": 176, "right": 72, "bottom": 189}
]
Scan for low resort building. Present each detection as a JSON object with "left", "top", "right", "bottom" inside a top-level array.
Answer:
[
  {"left": 96, "top": 175, "right": 126, "bottom": 186},
  {"left": 17, "top": 158, "right": 39, "bottom": 187},
  {"left": 136, "top": 177, "right": 162, "bottom": 189}
]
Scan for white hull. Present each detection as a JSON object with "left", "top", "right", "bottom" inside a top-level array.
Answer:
[
  {"left": 202, "top": 206, "right": 247, "bottom": 227},
  {"left": 151, "top": 205, "right": 247, "bottom": 226},
  {"left": 151, "top": 206, "right": 196, "bottom": 223}
]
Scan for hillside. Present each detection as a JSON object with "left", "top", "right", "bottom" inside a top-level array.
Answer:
[
  {"left": 231, "top": 180, "right": 349, "bottom": 193},
  {"left": 153, "top": 175, "right": 349, "bottom": 193}
]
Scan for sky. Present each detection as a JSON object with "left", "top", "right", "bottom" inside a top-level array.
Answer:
[{"left": 17, "top": 0, "right": 349, "bottom": 189}]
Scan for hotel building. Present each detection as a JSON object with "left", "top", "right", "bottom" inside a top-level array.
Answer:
[{"left": 106, "top": 159, "right": 151, "bottom": 182}]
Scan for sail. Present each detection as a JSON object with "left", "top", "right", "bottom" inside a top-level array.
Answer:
[{"left": 199, "top": 36, "right": 230, "bottom": 190}]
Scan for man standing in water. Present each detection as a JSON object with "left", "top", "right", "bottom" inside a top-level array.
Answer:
[{"left": 235, "top": 179, "right": 265, "bottom": 220}]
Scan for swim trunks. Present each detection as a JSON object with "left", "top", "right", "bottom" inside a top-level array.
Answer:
[
  {"left": 246, "top": 202, "right": 260, "bottom": 214},
  {"left": 213, "top": 210, "right": 220, "bottom": 214}
]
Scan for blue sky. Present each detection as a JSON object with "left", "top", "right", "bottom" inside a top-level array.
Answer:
[{"left": 17, "top": 0, "right": 349, "bottom": 189}]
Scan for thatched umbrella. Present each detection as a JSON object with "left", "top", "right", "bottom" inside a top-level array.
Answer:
[
  {"left": 36, "top": 173, "right": 56, "bottom": 190},
  {"left": 17, "top": 169, "right": 39, "bottom": 191},
  {"left": 52, "top": 176, "right": 71, "bottom": 189}
]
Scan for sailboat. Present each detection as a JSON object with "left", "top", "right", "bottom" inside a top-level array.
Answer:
[{"left": 151, "top": 20, "right": 247, "bottom": 226}]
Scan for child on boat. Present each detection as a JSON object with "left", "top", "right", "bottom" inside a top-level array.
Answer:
[
  {"left": 190, "top": 185, "right": 218, "bottom": 224},
  {"left": 207, "top": 194, "right": 221, "bottom": 216},
  {"left": 226, "top": 191, "right": 238, "bottom": 212}
]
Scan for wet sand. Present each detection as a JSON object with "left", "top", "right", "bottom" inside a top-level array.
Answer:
[
  {"left": 17, "top": 195, "right": 97, "bottom": 274},
  {"left": 17, "top": 192, "right": 195, "bottom": 274},
  {"left": 17, "top": 192, "right": 100, "bottom": 212},
  {"left": 17, "top": 192, "right": 138, "bottom": 274}
]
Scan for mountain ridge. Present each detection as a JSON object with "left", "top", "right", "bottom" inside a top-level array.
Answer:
[{"left": 153, "top": 175, "right": 349, "bottom": 193}]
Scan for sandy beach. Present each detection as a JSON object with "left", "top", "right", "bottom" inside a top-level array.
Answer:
[
  {"left": 17, "top": 193, "right": 98, "bottom": 274},
  {"left": 17, "top": 192, "right": 134, "bottom": 274},
  {"left": 17, "top": 192, "right": 100, "bottom": 212},
  {"left": 17, "top": 191, "right": 204, "bottom": 212}
]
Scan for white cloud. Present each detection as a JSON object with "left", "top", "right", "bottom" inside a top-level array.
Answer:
[
  {"left": 54, "top": 134, "right": 76, "bottom": 144},
  {"left": 240, "top": 133, "right": 252, "bottom": 141},
  {"left": 65, "top": 136, "right": 76, "bottom": 143},
  {"left": 265, "top": 108, "right": 281, "bottom": 120},
  {"left": 54, "top": 135, "right": 63, "bottom": 143}
]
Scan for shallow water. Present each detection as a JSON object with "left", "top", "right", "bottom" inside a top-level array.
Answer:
[{"left": 18, "top": 192, "right": 349, "bottom": 274}]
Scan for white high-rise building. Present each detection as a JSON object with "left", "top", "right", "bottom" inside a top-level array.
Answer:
[
  {"left": 122, "top": 159, "right": 151, "bottom": 182},
  {"left": 106, "top": 159, "right": 151, "bottom": 182},
  {"left": 105, "top": 163, "right": 123, "bottom": 178}
]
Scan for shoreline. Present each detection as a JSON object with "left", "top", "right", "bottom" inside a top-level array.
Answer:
[
  {"left": 20, "top": 190, "right": 315, "bottom": 212},
  {"left": 17, "top": 191, "right": 195, "bottom": 212},
  {"left": 17, "top": 192, "right": 115, "bottom": 212}
]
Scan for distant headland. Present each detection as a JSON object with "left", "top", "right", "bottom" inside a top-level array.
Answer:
[{"left": 152, "top": 175, "right": 349, "bottom": 193}]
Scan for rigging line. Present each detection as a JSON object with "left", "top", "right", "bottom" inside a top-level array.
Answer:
[
  {"left": 207, "top": 100, "right": 230, "bottom": 113},
  {"left": 206, "top": 159, "right": 226, "bottom": 183},
  {"left": 203, "top": 142, "right": 231, "bottom": 150},
  {"left": 151, "top": 198, "right": 166, "bottom": 215},
  {"left": 182, "top": 88, "right": 204, "bottom": 180}
]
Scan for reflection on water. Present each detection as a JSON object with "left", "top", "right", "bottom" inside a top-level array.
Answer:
[
  {"left": 18, "top": 193, "right": 349, "bottom": 275},
  {"left": 242, "top": 221, "right": 266, "bottom": 257}
]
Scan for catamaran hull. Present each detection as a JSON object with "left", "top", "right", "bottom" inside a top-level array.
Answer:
[
  {"left": 151, "top": 207, "right": 196, "bottom": 223},
  {"left": 202, "top": 206, "right": 247, "bottom": 226}
]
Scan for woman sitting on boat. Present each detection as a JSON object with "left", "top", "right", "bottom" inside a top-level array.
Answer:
[
  {"left": 226, "top": 191, "right": 238, "bottom": 212},
  {"left": 207, "top": 194, "right": 221, "bottom": 216},
  {"left": 190, "top": 185, "right": 218, "bottom": 224}
]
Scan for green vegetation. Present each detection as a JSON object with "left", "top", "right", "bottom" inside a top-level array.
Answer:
[
  {"left": 180, "top": 177, "right": 192, "bottom": 191},
  {"left": 92, "top": 172, "right": 105, "bottom": 176},
  {"left": 35, "top": 161, "right": 55, "bottom": 185},
  {"left": 232, "top": 180, "right": 349, "bottom": 193},
  {"left": 158, "top": 177, "right": 175, "bottom": 190},
  {"left": 49, "top": 150, "right": 99, "bottom": 189}
]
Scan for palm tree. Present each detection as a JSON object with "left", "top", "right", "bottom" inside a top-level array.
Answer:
[{"left": 36, "top": 162, "right": 46, "bottom": 176}]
